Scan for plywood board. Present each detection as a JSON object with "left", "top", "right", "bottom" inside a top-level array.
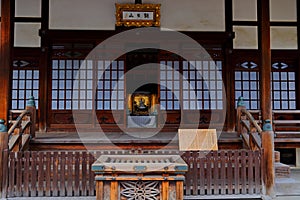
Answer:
[{"left": 178, "top": 129, "right": 218, "bottom": 151}]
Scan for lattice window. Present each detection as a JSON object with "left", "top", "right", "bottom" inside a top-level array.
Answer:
[
  {"left": 51, "top": 59, "right": 125, "bottom": 110},
  {"left": 183, "top": 60, "right": 223, "bottom": 110},
  {"left": 12, "top": 70, "right": 39, "bottom": 109},
  {"left": 12, "top": 60, "right": 39, "bottom": 109},
  {"left": 271, "top": 62, "right": 296, "bottom": 109},
  {"left": 235, "top": 61, "right": 260, "bottom": 109},
  {"left": 52, "top": 59, "right": 94, "bottom": 110},
  {"left": 160, "top": 61, "right": 180, "bottom": 110},
  {"left": 72, "top": 60, "right": 94, "bottom": 110},
  {"left": 51, "top": 60, "right": 75, "bottom": 110},
  {"left": 96, "top": 60, "right": 125, "bottom": 110}
]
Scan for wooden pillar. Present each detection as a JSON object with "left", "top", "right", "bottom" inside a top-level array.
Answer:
[
  {"left": 236, "top": 97, "right": 246, "bottom": 136},
  {"left": 110, "top": 181, "right": 118, "bottom": 200},
  {"left": 0, "top": 0, "right": 14, "bottom": 122},
  {"left": 39, "top": 0, "right": 50, "bottom": 132},
  {"left": 0, "top": 120, "right": 8, "bottom": 198},
  {"left": 26, "top": 96, "right": 37, "bottom": 138},
  {"left": 261, "top": 120, "right": 275, "bottom": 197},
  {"left": 0, "top": 2, "right": 13, "bottom": 195},
  {"left": 95, "top": 180, "right": 104, "bottom": 200},
  {"left": 224, "top": 0, "right": 235, "bottom": 131},
  {"left": 258, "top": 0, "right": 272, "bottom": 121},
  {"left": 258, "top": 0, "right": 275, "bottom": 197}
]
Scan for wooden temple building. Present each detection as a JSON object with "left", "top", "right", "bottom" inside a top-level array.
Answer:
[{"left": 0, "top": 0, "right": 300, "bottom": 199}]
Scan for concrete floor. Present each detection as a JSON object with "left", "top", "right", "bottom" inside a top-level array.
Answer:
[{"left": 274, "top": 168, "right": 300, "bottom": 199}]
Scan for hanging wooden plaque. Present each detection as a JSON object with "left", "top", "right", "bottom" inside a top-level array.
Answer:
[{"left": 115, "top": 4, "right": 161, "bottom": 27}]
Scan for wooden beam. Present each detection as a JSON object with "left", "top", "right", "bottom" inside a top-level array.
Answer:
[
  {"left": 0, "top": 121, "right": 8, "bottom": 198},
  {"left": 14, "top": 17, "right": 42, "bottom": 23},
  {"left": 0, "top": 0, "right": 14, "bottom": 122},
  {"left": 258, "top": 0, "right": 275, "bottom": 197},
  {"left": 225, "top": 0, "right": 233, "bottom": 33}
]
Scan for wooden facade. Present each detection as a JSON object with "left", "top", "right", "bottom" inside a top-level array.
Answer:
[{"left": 1, "top": 0, "right": 300, "bottom": 198}]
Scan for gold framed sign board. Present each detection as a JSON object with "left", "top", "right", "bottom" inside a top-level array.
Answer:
[{"left": 115, "top": 4, "right": 161, "bottom": 27}]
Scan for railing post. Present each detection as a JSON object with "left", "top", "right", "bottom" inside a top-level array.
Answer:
[
  {"left": 0, "top": 119, "right": 8, "bottom": 198},
  {"left": 261, "top": 119, "right": 275, "bottom": 197},
  {"left": 249, "top": 133, "right": 254, "bottom": 150},
  {"left": 236, "top": 96, "right": 246, "bottom": 136},
  {"left": 26, "top": 96, "right": 36, "bottom": 138},
  {"left": 11, "top": 126, "right": 21, "bottom": 152}
]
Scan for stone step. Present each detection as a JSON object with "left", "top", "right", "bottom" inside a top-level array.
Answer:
[
  {"left": 275, "top": 178, "right": 300, "bottom": 196},
  {"left": 275, "top": 162, "right": 290, "bottom": 178}
]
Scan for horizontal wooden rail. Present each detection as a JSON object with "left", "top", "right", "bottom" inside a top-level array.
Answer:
[{"left": 248, "top": 110, "right": 261, "bottom": 114}]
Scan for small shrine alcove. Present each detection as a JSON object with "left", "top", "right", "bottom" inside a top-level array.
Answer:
[{"left": 125, "top": 50, "right": 159, "bottom": 128}]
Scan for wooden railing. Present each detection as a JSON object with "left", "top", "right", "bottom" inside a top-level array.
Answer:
[
  {"left": 242, "top": 109, "right": 300, "bottom": 140},
  {"left": 6, "top": 151, "right": 96, "bottom": 197},
  {"left": 0, "top": 96, "right": 36, "bottom": 198},
  {"left": 236, "top": 98, "right": 262, "bottom": 151},
  {"left": 1, "top": 149, "right": 263, "bottom": 198},
  {"left": 182, "top": 150, "right": 263, "bottom": 197},
  {"left": 7, "top": 96, "right": 36, "bottom": 152}
]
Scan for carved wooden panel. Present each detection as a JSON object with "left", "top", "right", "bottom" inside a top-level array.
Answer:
[
  {"left": 96, "top": 111, "right": 124, "bottom": 124},
  {"left": 159, "top": 111, "right": 180, "bottom": 124},
  {"left": 52, "top": 113, "right": 90, "bottom": 124}
]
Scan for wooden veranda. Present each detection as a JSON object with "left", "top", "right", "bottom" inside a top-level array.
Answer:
[{"left": 0, "top": 98, "right": 267, "bottom": 199}]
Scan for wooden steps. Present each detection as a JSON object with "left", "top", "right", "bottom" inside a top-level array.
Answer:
[
  {"left": 29, "top": 131, "right": 243, "bottom": 151},
  {"left": 275, "top": 132, "right": 300, "bottom": 138}
]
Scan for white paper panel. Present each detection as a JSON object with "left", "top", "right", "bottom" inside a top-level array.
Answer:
[
  {"left": 270, "top": 0, "right": 296, "bottom": 21},
  {"left": 162, "top": 0, "right": 225, "bottom": 31},
  {"left": 233, "top": 26, "right": 258, "bottom": 49},
  {"left": 49, "top": 0, "right": 115, "bottom": 30},
  {"left": 233, "top": 0, "right": 257, "bottom": 21},
  {"left": 14, "top": 23, "right": 41, "bottom": 47},
  {"left": 271, "top": 27, "right": 297, "bottom": 49},
  {"left": 15, "top": 0, "right": 41, "bottom": 17}
]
